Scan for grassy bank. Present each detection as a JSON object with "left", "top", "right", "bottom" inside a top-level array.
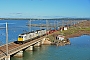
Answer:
[
  {"left": 62, "top": 27, "right": 90, "bottom": 36},
  {"left": 47, "top": 20, "right": 90, "bottom": 42}
]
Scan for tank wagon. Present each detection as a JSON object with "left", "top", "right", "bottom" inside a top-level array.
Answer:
[{"left": 17, "top": 29, "right": 46, "bottom": 44}]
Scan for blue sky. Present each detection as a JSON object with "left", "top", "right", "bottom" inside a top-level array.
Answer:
[{"left": 0, "top": 0, "right": 90, "bottom": 18}]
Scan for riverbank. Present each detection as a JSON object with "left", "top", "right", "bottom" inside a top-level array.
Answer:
[
  {"left": 65, "top": 20, "right": 90, "bottom": 38},
  {"left": 44, "top": 20, "right": 90, "bottom": 46},
  {"left": 58, "top": 20, "right": 90, "bottom": 38}
]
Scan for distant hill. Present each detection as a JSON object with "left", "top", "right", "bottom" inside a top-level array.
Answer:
[{"left": 0, "top": 18, "right": 90, "bottom": 20}]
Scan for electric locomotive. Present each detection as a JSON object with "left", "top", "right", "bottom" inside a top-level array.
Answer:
[{"left": 17, "top": 29, "right": 46, "bottom": 44}]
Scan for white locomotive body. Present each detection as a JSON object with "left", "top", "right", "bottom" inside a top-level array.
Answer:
[{"left": 17, "top": 29, "right": 46, "bottom": 44}]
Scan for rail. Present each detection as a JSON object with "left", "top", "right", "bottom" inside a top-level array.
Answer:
[{"left": 0, "top": 36, "right": 45, "bottom": 59}]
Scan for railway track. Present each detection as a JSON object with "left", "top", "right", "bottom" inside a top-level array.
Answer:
[{"left": 0, "top": 35, "right": 46, "bottom": 59}]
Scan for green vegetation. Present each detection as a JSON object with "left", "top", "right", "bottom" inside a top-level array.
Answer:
[
  {"left": 61, "top": 27, "right": 90, "bottom": 36},
  {"left": 61, "top": 27, "right": 79, "bottom": 36},
  {"left": 79, "top": 27, "right": 90, "bottom": 31},
  {"left": 47, "top": 35, "right": 55, "bottom": 42},
  {"left": 46, "top": 21, "right": 90, "bottom": 42},
  {"left": 47, "top": 26, "right": 90, "bottom": 42}
]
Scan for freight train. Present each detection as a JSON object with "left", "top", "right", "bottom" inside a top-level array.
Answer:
[
  {"left": 16, "top": 28, "right": 58, "bottom": 44},
  {"left": 17, "top": 29, "right": 46, "bottom": 44}
]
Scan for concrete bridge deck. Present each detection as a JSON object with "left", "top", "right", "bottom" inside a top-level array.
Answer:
[{"left": 0, "top": 36, "right": 46, "bottom": 60}]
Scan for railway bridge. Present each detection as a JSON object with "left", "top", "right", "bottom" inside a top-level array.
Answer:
[{"left": 0, "top": 36, "right": 46, "bottom": 60}]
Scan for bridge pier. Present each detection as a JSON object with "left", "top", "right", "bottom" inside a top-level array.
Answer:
[
  {"left": 34, "top": 42, "right": 41, "bottom": 47},
  {"left": 14, "top": 50, "right": 23, "bottom": 58},
  {"left": 26, "top": 46, "right": 33, "bottom": 51},
  {"left": 5, "top": 55, "right": 10, "bottom": 60},
  {"left": 0, "top": 37, "right": 47, "bottom": 59}
]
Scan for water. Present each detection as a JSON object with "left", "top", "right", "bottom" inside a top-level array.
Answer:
[
  {"left": 11, "top": 35, "right": 90, "bottom": 60},
  {"left": 0, "top": 20, "right": 90, "bottom": 60},
  {"left": 0, "top": 20, "right": 62, "bottom": 45},
  {"left": 0, "top": 20, "right": 28, "bottom": 44},
  {"left": 0, "top": 19, "right": 73, "bottom": 45}
]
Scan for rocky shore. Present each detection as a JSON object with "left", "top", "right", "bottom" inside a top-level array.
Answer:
[{"left": 42, "top": 37, "right": 70, "bottom": 46}]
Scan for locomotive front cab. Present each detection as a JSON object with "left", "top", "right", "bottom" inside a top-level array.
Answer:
[{"left": 18, "top": 36, "right": 23, "bottom": 41}]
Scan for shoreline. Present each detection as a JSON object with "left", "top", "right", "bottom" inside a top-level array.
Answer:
[
  {"left": 44, "top": 20, "right": 90, "bottom": 46},
  {"left": 65, "top": 30, "right": 90, "bottom": 38},
  {"left": 64, "top": 20, "right": 90, "bottom": 38}
]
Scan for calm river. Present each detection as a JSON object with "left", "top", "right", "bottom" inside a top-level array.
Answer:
[
  {"left": 11, "top": 35, "right": 90, "bottom": 60},
  {"left": 0, "top": 20, "right": 89, "bottom": 60}
]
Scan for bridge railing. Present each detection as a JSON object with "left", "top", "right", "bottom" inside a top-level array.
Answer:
[
  {"left": 8, "top": 38, "right": 41, "bottom": 54},
  {"left": 0, "top": 36, "right": 45, "bottom": 59},
  {"left": 0, "top": 53, "right": 6, "bottom": 59}
]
